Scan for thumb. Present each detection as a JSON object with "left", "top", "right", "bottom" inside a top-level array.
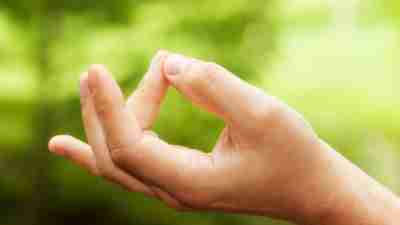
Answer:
[{"left": 163, "top": 53, "right": 282, "bottom": 128}]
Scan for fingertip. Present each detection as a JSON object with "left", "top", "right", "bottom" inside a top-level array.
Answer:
[
  {"left": 155, "top": 49, "right": 169, "bottom": 57},
  {"left": 80, "top": 71, "right": 89, "bottom": 82},
  {"left": 88, "top": 64, "right": 121, "bottom": 93},
  {"left": 150, "top": 50, "right": 170, "bottom": 73},
  {"left": 48, "top": 136, "right": 56, "bottom": 152},
  {"left": 87, "top": 64, "right": 109, "bottom": 92},
  {"left": 89, "top": 64, "right": 107, "bottom": 75},
  {"left": 163, "top": 54, "right": 187, "bottom": 77},
  {"left": 88, "top": 65, "right": 99, "bottom": 91},
  {"left": 48, "top": 135, "right": 66, "bottom": 156}
]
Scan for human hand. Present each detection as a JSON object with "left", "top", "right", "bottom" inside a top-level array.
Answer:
[{"left": 49, "top": 51, "right": 400, "bottom": 225}]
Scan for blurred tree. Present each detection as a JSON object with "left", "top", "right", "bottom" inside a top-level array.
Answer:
[
  {"left": 385, "top": 0, "right": 400, "bottom": 23},
  {"left": 0, "top": 1, "right": 137, "bottom": 225},
  {"left": 0, "top": 0, "right": 279, "bottom": 225}
]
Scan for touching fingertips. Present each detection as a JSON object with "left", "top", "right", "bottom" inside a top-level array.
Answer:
[
  {"left": 163, "top": 54, "right": 189, "bottom": 77},
  {"left": 153, "top": 49, "right": 169, "bottom": 65}
]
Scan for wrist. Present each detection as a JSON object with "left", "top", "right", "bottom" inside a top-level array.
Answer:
[
  {"left": 298, "top": 141, "right": 400, "bottom": 225},
  {"left": 313, "top": 180, "right": 400, "bottom": 225}
]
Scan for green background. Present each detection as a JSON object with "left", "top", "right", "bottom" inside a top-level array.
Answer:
[{"left": 0, "top": 0, "right": 399, "bottom": 224}]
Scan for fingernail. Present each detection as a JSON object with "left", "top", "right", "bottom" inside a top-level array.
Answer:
[{"left": 163, "top": 54, "right": 188, "bottom": 76}]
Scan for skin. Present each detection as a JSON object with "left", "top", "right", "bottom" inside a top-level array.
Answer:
[{"left": 48, "top": 50, "right": 400, "bottom": 224}]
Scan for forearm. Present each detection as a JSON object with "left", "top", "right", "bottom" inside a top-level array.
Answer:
[{"left": 300, "top": 142, "right": 400, "bottom": 225}]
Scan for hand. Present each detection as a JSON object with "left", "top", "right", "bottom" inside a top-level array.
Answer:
[{"left": 49, "top": 51, "right": 400, "bottom": 224}]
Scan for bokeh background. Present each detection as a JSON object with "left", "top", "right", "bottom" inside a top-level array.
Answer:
[{"left": 0, "top": 0, "right": 399, "bottom": 224}]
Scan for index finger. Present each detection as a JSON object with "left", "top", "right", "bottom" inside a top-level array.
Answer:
[{"left": 126, "top": 50, "right": 169, "bottom": 130}]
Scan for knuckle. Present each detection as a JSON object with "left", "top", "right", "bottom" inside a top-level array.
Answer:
[
  {"left": 97, "top": 164, "right": 115, "bottom": 180},
  {"left": 249, "top": 96, "right": 285, "bottom": 126},
  {"left": 186, "top": 62, "right": 217, "bottom": 91},
  {"left": 96, "top": 102, "right": 111, "bottom": 119},
  {"left": 109, "top": 144, "right": 129, "bottom": 164}
]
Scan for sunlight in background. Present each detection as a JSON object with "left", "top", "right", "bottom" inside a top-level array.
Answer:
[
  {"left": 0, "top": 0, "right": 399, "bottom": 225},
  {"left": 263, "top": 0, "right": 399, "bottom": 191},
  {"left": 328, "top": 0, "right": 359, "bottom": 26}
]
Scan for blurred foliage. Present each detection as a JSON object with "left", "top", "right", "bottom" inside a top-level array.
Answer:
[
  {"left": 0, "top": 1, "right": 399, "bottom": 225},
  {"left": 383, "top": 0, "right": 400, "bottom": 23},
  {"left": 0, "top": 0, "right": 133, "bottom": 23}
]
